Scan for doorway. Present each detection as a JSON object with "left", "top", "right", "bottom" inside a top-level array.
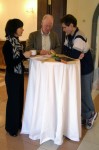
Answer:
[{"left": 91, "top": 4, "right": 99, "bottom": 81}]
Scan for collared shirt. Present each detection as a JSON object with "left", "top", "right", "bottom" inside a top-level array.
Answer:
[{"left": 41, "top": 30, "right": 51, "bottom": 50}]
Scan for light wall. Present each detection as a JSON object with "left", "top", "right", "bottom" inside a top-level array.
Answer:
[
  {"left": 0, "top": 0, "right": 37, "bottom": 41},
  {"left": 0, "top": 0, "right": 99, "bottom": 44},
  {"left": 67, "top": 0, "right": 99, "bottom": 45}
]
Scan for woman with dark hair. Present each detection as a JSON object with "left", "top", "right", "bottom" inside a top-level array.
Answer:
[{"left": 2, "top": 18, "right": 31, "bottom": 136}]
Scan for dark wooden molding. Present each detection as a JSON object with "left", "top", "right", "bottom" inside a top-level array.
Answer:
[
  {"left": 0, "top": 41, "right": 5, "bottom": 69},
  {"left": 37, "top": 0, "right": 48, "bottom": 29}
]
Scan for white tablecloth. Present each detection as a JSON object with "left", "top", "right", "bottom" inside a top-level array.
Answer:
[{"left": 21, "top": 56, "right": 81, "bottom": 145}]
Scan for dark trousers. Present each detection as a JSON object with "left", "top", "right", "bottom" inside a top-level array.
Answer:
[{"left": 5, "top": 72, "right": 24, "bottom": 134}]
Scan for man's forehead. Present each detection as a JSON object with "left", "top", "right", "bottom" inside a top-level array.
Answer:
[{"left": 42, "top": 19, "right": 53, "bottom": 25}]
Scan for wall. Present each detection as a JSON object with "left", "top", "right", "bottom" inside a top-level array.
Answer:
[
  {"left": 0, "top": 0, "right": 37, "bottom": 41},
  {"left": 0, "top": 0, "right": 99, "bottom": 44},
  {"left": 67, "top": 0, "right": 99, "bottom": 45}
]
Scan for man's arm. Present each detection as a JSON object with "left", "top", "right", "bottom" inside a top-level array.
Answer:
[
  {"left": 25, "top": 32, "right": 35, "bottom": 51},
  {"left": 50, "top": 32, "right": 61, "bottom": 54}
]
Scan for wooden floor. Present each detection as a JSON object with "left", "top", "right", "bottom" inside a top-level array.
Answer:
[{"left": 0, "top": 70, "right": 99, "bottom": 150}]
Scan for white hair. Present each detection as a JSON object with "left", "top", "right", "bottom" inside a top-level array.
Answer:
[{"left": 42, "top": 14, "right": 54, "bottom": 23}]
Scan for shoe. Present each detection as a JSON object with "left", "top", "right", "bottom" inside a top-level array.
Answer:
[
  {"left": 6, "top": 129, "right": 17, "bottom": 137},
  {"left": 85, "top": 112, "right": 98, "bottom": 129},
  {"left": 8, "top": 132, "right": 17, "bottom": 137}
]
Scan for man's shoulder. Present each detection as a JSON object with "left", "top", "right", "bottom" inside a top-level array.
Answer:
[
  {"left": 30, "top": 30, "right": 40, "bottom": 35},
  {"left": 75, "top": 30, "right": 87, "bottom": 41},
  {"left": 29, "top": 30, "right": 41, "bottom": 36}
]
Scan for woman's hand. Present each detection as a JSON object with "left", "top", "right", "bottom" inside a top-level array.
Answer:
[{"left": 23, "top": 51, "right": 31, "bottom": 58}]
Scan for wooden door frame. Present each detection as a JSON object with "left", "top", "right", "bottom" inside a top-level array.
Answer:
[{"left": 91, "top": 4, "right": 99, "bottom": 64}]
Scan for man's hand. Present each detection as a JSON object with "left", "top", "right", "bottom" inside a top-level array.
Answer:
[
  {"left": 40, "top": 50, "right": 50, "bottom": 55},
  {"left": 79, "top": 53, "right": 84, "bottom": 59},
  {"left": 50, "top": 50, "right": 56, "bottom": 55}
]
